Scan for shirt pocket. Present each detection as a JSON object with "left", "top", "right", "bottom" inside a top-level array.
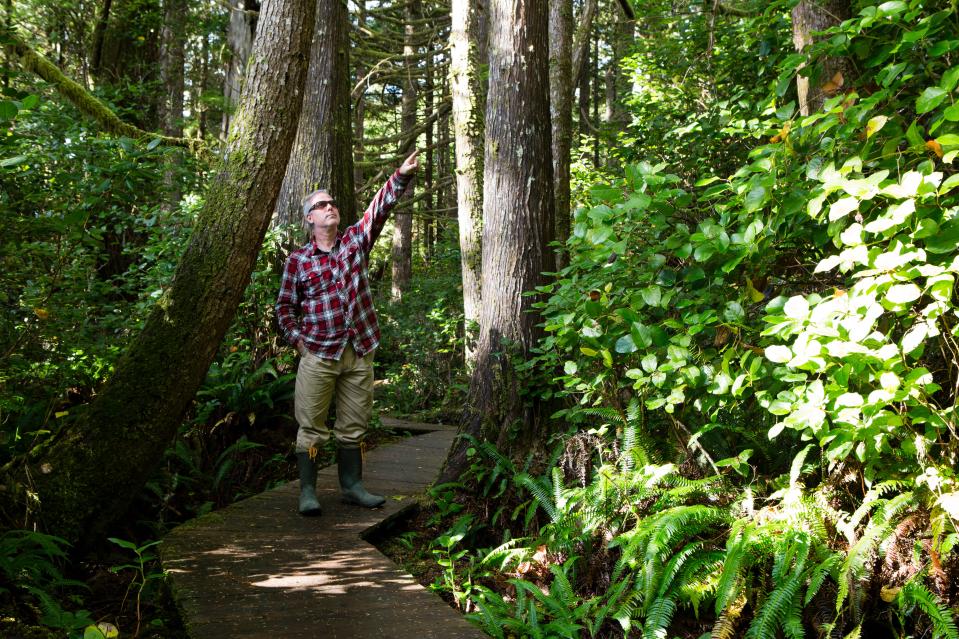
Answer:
[{"left": 304, "top": 270, "right": 334, "bottom": 298}]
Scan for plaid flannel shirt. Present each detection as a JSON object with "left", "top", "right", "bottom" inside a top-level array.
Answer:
[{"left": 275, "top": 170, "right": 411, "bottom": 360}]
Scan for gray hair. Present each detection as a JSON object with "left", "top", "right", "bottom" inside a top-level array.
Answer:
[{"left": 301, "top": 188, "right": 331, "bottom": 217}]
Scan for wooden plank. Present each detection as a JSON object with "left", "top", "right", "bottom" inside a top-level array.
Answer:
[{"left": 162, "top": 425, "right": 484, "bottom": 639}]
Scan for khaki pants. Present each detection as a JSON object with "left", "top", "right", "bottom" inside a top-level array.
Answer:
[{"left": 294, "top": 344, "right": 374, "bottom": 453}]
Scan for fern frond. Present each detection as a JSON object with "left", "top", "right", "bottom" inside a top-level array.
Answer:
[
  {"left": 900, "top": 580, "right": 959, "bottom": 639},
  {"left": 641, "top": 596, "right": 677, "bottom": 639},
  {"left": 514, "top": 472, "right": 560, "bottom": 523}
]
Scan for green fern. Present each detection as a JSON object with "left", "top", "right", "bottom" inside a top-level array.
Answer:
[{"left": 899, "top": 580, "right": 959, "bottom": 639}]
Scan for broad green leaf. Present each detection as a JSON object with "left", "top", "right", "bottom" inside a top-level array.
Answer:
[
  {"left": 615, "top": 335, "right": 637, "bottom": 354},
  {"left": 783, "top": 296, "right": 810, "bottom": 320},
  {"left": 925, "top": 221, "right": 959, "bottom": 253},
  {"left": 829, "top": 196, "right": 859, "bottom": 221},
  {"left": 0, "top": 155, "right": 28, "bottom": 168},
  {"left": 745, "top": 186, "right": 767, "bottom": 213},
  {"left": 916, "top": 87, "right": 948, "bottom": 113},
  {"left": 641, "top": 285, "right": 662, "bottom": 307},
  {"left": 865, "top": 115, "right": 887, "bottom": 138},
  {"left": 641, "top": 354, "right": 658, "bottom": 372},
  {"left": 765, "top": 345, "right": 792, "bottom": 363},
  {"left": 0, "top": 101, "right": 17, "bottom": 121},
  {"left": 936, "top": 134, "right": 959, "bottom": 147},
  {"left": 941, "top": 66, "right": 959, "bottom": 92},
  {"left": 884, "top": 283, "right": 921, "bottom": 304},
  {"left": 939, "top": 173, "right": 959, "bottom": 195}
]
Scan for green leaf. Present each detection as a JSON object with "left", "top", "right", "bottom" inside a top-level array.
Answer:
[
  {"left": 641, "top": 286, "right": 662, "bottom": 307},
  {"left": 641, "top": 354, "right": 658, "bottom": 372},
  {"left": 884, "top": 283, "right": 921, "bottom": 304},
  {"left": 765, "top": 345, "right": 792, "bottom": 363},
  {"left": 21, "top": 94, "right": 39, "bottom": 109},
  {"left": 865, "top": 115, "right": 888, "bottom": 139},
  {"left": 916, "top": 87, "right": 948, "bottom": 114},
  {"left": 615, "top": 335, "right": 637, "bottom": 354},
  {"left": 941, "top": 66, "right": 959, "bottom": 92},
  {"left": 936, "top": 134, "right": 959, "bottom": 148},
  {"left": 0, "top": 101, "right": 17, "bottom": 121},
  {"left": 0, "top": 155, "right": 28, "bottom": 168},
  {"left": 944, "top": 104, "right": 959, "bottom": 121},
  {"left": 926, "top": 221, "right": 959, "bottom": 253},
  {"left": 146, "top": 137, "right": 163, "bottom": 150},
  {"left": 745, "top": 186, "right": 767, "bottom": 213}
]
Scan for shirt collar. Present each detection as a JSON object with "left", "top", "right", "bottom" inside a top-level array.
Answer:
[{"left": 308, "top": 232, "right": 342, "bottom": 256}]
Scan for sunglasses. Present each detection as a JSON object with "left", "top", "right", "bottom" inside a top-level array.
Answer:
[{"left": 309, "top": 199, "right": 338, "bottom": 212}]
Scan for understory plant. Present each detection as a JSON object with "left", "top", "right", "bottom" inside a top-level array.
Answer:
[{"left": 449, "top": 0, "right": 959, "bottom": 636}]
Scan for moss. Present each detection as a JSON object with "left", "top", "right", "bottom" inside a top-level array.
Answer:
[{"left": 9, "top": 30, "right": 202, "bottom": 153}]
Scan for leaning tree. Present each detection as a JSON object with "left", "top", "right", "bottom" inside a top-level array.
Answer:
[{"left": 1, "top": 0, "right": 316, "bottom": 548}]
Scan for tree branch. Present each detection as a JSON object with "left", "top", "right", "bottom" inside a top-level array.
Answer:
[{"left": 6, "top": 30, "right": 203, "bottom": 152}]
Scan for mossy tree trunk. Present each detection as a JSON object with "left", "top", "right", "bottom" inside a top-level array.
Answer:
[
  {"left": 221, "top": 0, "right": 259, "bottom": 139},
  {"left": 390, "top": 0, "right": 419, "bottom": 302},
  {"left": 449, "top": 0, "right": 486, "bottom": 369},
  {"left": 3, "top": 0, "right": 316, "bottom": 549},
  {"left": 792, "top": 0, "right": 854, "bottom": 116},
  {"left": 442, "top": 0, "right": 555, "bottom": 483},
  {"left": 549, "top": 0, "right": 573, "bottom": 270}
]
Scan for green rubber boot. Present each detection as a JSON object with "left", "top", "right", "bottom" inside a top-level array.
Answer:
[
  {"left": 337, "top": 447, "right": 385, "bottom": 508},
  {"left": 296, "top": 452, "right": 322, "bottom": 516}
]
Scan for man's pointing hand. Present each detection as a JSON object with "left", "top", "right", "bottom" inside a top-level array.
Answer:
[{"left": 399, "top": 149, "right": 420, "bottom": 176}]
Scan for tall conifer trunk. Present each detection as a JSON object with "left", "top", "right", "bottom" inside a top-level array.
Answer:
[
  {"left": 449, "top": 0, "right": 486, "bottom": 368},
  {"left": 442, "top": 0, "right": 555, "bottom": 483},
  {"left": 792, "top": 0, "right": 853, "bottom": 115},
  {"left": 391, "top": 0, "right": 419, "bottom": 302},
  {"left": 549, "top": 0, "right": 573, "bottom": 270}
]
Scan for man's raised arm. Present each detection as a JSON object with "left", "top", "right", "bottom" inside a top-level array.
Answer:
[{"left": 354, "top": 150, "right": 421, "bottom": 253}]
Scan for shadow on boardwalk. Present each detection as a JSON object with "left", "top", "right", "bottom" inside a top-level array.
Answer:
[{"left": 161, "top": 421, "right": 486, "bottom": 639}]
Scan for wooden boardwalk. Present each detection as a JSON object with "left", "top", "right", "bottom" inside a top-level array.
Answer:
[{"left": 161, "top": 420, "right": 486, "bottom": 639}]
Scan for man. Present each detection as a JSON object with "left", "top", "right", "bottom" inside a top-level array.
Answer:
[{"left": 276, "top": 151, "right": 420, "bottom": 516}]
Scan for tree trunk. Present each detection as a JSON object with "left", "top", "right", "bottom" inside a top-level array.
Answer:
[
  {"left": 442, "top": 0, "right": 554, "bottom": 483},
  {"left": 275, "top": 0, "right": 356, "bottom": 249},
  {"left": 391, "top": 0, "right": 419, "bottom": 302},
  {"left": 605, "top": 4, "right": 633, "bottom": 130},
  {"left": 449, "top": 0, "right": 486, "bottom": 368},
  {"left": 792, "top": 0, "right": 853, "bottom": 116},
  {"left": 89, "top": 0, "right": 113, "bottom": 80},
  {"left": 159, "top": 0, "right": 186, "bottom": 207},
  {"left": 221, "top": 0, "right": 259, "bottom": 140},
  {"left": 353, "top": 0, "right": 366, "bottom": 210},
  {"left": 549, "top": 0, "right": 573, "bottom": 270},
  {"left": 4, "top": 0, "right": 316, "bottom": 549}
]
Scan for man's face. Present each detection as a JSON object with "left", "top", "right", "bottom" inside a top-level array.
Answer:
[{"left": 306, "top": 193, "right": 339, "bottom": 230}]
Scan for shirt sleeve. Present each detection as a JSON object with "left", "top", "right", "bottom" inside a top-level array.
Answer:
[
  {"left": 275, "top": 254, "right": 303, "bottom": 347},
  {"left": 351, "top": 169, "right": 413, "bottom": 254}
]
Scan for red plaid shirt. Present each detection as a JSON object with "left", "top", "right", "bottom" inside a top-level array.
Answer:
[{"left": 275, "top": 170, "right": 411, "bottom": 360}]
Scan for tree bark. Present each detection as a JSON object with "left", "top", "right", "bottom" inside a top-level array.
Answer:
[
  {"left": 221, "top": 0, "right": 259, "bottom": 140},
  {"left": 449, "top": 0, "right": 486, "bottom": 368},
  {"left": 391, "top": 0, "right": 419, "bottom": 302},
  {"left": 442, "top": 0, "right": 554, "bottom": 483},
  {"left": 353, "top": 0, "right": 367, "bottom": 211},
  {"left": 549, "top": 0, "right": 573, "bottom": 270},
  {"left": 159, "top": 0, "right": 186, "bottom": 207},
  {"left": 3, "top": 0, "right": 316, "bottom": 549},
  {"left": 275, "top": 0, "right": 356, "bottom": 248},
  {"left": 604, "top": 3, "right": 633, "bottom": 130},
  {"left": 89, "top": 0, "right": 113, "bottom": 79},
  {"left": 792, "top": 0, "right": 853, "bottom": 116}
]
